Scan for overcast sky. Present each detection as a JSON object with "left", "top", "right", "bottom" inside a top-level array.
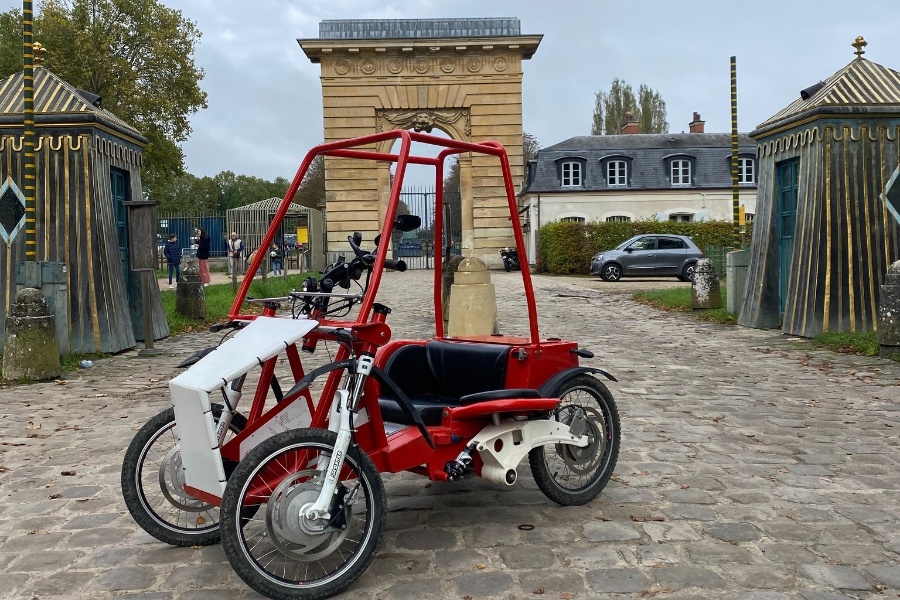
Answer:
[{"left": 8, "top": 0, "right": 900, "bottom": 183}]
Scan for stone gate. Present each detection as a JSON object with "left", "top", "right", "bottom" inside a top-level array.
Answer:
[{"left": 298, "top": 18, "right": 542, "bottom": 266}]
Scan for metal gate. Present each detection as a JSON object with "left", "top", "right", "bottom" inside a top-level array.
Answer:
[{"left": 389, "top": 186, "right": 461, "bottom": 270}]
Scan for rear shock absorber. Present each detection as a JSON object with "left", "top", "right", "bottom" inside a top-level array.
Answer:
[{"left": 444, "top": 442, "right": 478, "bottom": 481}]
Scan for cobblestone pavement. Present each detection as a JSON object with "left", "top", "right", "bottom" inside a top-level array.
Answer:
[{"left": 2, "top": 269, "right": 900, "bottom": 600}]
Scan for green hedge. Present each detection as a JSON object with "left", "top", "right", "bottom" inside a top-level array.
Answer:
[{"left": 538, "top": 220, "right": 744, "bottom": 275}]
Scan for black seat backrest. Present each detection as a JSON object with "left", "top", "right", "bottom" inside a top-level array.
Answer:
[
  {"left": 381, "top": 344, "right": 436, "bottom": 398},
  {"left": 425, "top": 341, "right": 510, "bottom": 399}
]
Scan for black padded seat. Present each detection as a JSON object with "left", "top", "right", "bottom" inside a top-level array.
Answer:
[{"left": 378, "top": 341, "right": 514, "bottom": 426}]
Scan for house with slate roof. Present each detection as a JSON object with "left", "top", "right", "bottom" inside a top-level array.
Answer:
[{"left": 518, "top": 112, "right": 757, "bottom": 262}]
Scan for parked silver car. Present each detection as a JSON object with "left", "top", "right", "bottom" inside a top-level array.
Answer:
[{"left": 590, "top": 234, "right": 704, "bottom": 282}]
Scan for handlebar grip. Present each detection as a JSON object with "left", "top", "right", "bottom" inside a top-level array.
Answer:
[{"left": 383, "top": 259, "right": 407, "bottom": 272}]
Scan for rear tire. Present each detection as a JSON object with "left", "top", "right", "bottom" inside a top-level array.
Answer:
[
  {"left": 121, "top": 405, "right": 246, "bottom": 547},
  {"left": 529, "top": 375, "right": 620, "bottom": 506},
  {"left": 679, "top": 263, "right": 697, "bottom": 282},
  {"left": 503, "top": 260, "right": 511, "bottom": 272}
]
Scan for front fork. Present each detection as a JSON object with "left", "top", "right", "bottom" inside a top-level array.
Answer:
[
  {"left": 214, "top": 375, "right": 245, "bottom": 445},
  {"left": 305, "top": 354, "right": 374, "bottom": 521}
]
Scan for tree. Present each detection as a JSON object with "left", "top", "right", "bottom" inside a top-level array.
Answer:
[
  {"left": 0, "top": 0, "right": 208, "bottom": 195},
  {"left": 442, "top": 157, "right": 461, "bottom": 242},
  {"left": 523, "top": 131, "right": 540, "bottom": 163},
  {"left": 591, "top": 79, "right": 668, "bottom": 135},
  {"left": 0, "top": 9, "right": 22, "bottom": 78},
  {"left": 292, "top": 155, "right": 325, "bottom": 210}
]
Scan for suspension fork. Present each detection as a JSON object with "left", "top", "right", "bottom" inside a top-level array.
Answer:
[
  {"left": 215, "top": 374, "right": 246, "bottom": 445},
  {"left": 306, "top": 352, "right": 375, "bottom": 521}
]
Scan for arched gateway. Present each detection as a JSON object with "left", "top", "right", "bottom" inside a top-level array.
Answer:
[{"left": 298, "top": 18, "right": 542, "bottom": 266}]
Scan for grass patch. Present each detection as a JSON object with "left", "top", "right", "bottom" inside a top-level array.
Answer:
[
  {"left": 632, "top": 287, "right": 737, "bottom": 325},
  {"left": 160, "top": 272, "right": 314, "bottom": 335},
  {"left": 812, "top": 331, "right": 881, "bottom": 358}
]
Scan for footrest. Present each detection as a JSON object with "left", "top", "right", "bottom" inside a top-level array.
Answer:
[{"left": 446, "top": 398, "right": 559, "bottom": 421}]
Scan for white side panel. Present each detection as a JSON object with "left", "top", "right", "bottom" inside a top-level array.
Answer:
[
  {"left": 239, "top": 397, "right": 313, "bottom": 459},
  {"left": 171, "top": 318, "right": 318, "bottom": 393},
  {"left": 170, "top": 384, "right": 227, "bottom": 497}
]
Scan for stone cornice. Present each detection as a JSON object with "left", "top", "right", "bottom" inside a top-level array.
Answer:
[{"left": 298, "top": 34, "right": 543, "bottom": 63}]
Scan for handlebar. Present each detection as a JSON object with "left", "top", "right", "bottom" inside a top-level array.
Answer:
[{"left": 383, "top": 259, "right": 407, "bottom": 272}]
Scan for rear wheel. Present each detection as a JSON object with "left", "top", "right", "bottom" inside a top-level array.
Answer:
[
  {"left": 679, "top": 263, "right": 697, "bottom": 282},
  {"left": 504, "top": 259, "right": 511, "bottom": 272},
  {"left": 529, "top": 375, "right": 620, "bottom": 506},
  {"left": 601, "top": 263, "right": 622, "bottom": 282},
  {"left": 121, "top": 405, "right": 246, "bottom": 547},
  {"left": 221, "top": 428, "right": 386, "bottom": 600}
]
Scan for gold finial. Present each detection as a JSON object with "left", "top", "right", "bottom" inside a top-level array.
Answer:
[
  {"left": 852, "top": 35, "right": 867, "bottom": 59},
  {"left": 33, "top": 42, "right": 46, "bottom": 66}
]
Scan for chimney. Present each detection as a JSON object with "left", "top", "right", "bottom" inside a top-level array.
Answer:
[
  {"left": 620, "top": 111, "right": 639, "bottom": 134},
  {"left": 689, "top": 112, "right": 705, "bottom": 134}
]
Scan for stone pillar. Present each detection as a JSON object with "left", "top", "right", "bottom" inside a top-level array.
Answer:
[
  {"left": 176, "top": 261, "right": 207, "bottom": 320},
  {"left": 458, "top": 155, "right": 475, "bottom": 256},
  {"left": 2, "top": 288, "right": 60, "bottom": 380},
  {"left": 441, "top": 254, "right": 465, "bottom": 331},
  {"left": 726, "top": 250, "right": 750, "bottom": 317},
  {"left": 448, "top": 257, "right": 499, "bottom": 336},
  {"left": 691, "top": 258, "right": 723, "bottom": 310},
  {"left": 877, "top": 260, "right": 900, "bottom": 359}
]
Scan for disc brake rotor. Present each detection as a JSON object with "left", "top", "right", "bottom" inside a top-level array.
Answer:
[
  {"left": 555, "top": 405, "right": 607, "bottom": 475},
  {"left": 265, "top": 468, "right": 352, "bottom": 562},
  {"left": 158, "top": 446, "right": 214, "bottom": 512}
]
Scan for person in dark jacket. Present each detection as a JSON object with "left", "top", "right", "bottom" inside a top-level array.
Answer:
[
  {"left": 163, "top": 234, "right": 181, "bottom": 288},
  {"left": 196, "top": 228, "right": 212, "bottom": 286},
  {"left": 269, "top": 243, "right": 283, "bottom": 276}
]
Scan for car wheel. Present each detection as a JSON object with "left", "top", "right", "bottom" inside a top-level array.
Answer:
[
  {"left": 601, "top": 264, "right": 622, "bottom": 282},
  {"left": 680, "top": 263, "right": 696, "bottom": 282}
]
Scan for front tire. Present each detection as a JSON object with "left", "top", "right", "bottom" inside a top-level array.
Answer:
[
  {"left": 529, "top": 375, "right": 620, "bottom": 506},
  {"left": 121, "top": 405, "right": 246, "bottom": 547},
  {"left": 221, "top": 428, "right": 386, "bottom": 600},
  {"left": 601, "top": 263, "right": 622, "bottom": 282},
  {"left": 503, "top": 259, "right": 511, "bottom": 272}
]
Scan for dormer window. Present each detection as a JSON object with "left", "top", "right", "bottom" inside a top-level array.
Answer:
[
  {"left": 738, "top": 157, "right": 755, "bottom": 184},
  {"left": 561, "top": 161, "right": 582, "bottom": 187},
  {"left": 607, "top": 160, "right": 627, "bottom": 186},
  {"left": 671, "top": 159, "right": 691, "bottom": 186}
]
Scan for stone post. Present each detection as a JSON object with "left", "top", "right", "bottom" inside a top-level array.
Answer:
[
  {"left": 877, "top": 260, "right": 900, "bottom": 359},
  {"left": 448, "top": 257, "right": 499, "bottom": 337},
  {"left": 176, "top": 260, "right": 207, "bottom": 320},
  {"left": 2, "top": 288, "right": 60, "bottom": 380},
  {"left": 441, "top": 254, "right": 465, "bottom": 332},
  {"left": 691, "top": 258, "right": 723, "bottom": 310},
  {"left": 726, "top": 250, "right": 750, "bottom": 317}
]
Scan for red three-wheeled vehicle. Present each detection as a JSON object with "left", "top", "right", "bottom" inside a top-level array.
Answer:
[{"left": 121, "top": 131, "right": 621, "bottom": 600}]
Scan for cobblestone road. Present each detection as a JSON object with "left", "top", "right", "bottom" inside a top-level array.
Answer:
[{"left": 1, "top": 270, "right": 900, "bottom": 600}]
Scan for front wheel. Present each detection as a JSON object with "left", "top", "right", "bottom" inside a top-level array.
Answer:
[
  {"left": 601, "top": 263, "right": 622, "bottom": 282},
  {"left": 221, "top": 428, "right": 386, "bottom": 600},
  {"left": 529, "top": 375, "right": 620, "bottom": 506},
  {"left": 503, "top": 259, "right": 511, "bottom": 272},
  {"left": 121, "top": 405, "right": 246, "bottom": 547}
]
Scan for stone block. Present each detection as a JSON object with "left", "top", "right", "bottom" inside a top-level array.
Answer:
[
  {"left": 691, "top": 258, "right": 723, "bottom": 310},
  {"left": 585, "top": 568, "right": 651, "bottom": 593},
  {"left": 454, "top": 572, "right": 514, "bottom": 597},
  {"left": 2, "top": 288, "right": 60, "bottom": 380},
  {"left": 877, "top": 261, "right": 900, "bottom": 358},
  {"left": 395, "top": 528, "right": 456, "bottom": 550},
  {"left": 582, "top": 521, "right": 641, "bottom": 542},
  {"left": 799, "top": 565, "right": 871, "bottom": 590},
  {"left": 726, "top": 249, "right": 750, "bottom": 316},
  {"left": 175, "top": 264, "right": 206, "bottom": 319}
]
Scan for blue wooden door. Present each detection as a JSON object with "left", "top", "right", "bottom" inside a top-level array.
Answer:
[
  {"left": 777, "top": 160, "right": 799, "bottom": 314},
  {"left": 111, "top": 169, "right": 130, "bottom": 282}
]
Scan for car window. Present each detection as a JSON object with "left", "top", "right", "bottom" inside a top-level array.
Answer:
[
  {"left": 629, "top": 237, "right": 656, "bottom": 251},
  {"left": 658, "top": 237, "right": 686, "bottom": 250}
]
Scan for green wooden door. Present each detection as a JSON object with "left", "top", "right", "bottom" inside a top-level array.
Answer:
[
  {"left": 111, "top": 169, "right": 130, "bottom": 282},
  {"left": 777, "top": 160, "right": 799, "bottom": 314}
]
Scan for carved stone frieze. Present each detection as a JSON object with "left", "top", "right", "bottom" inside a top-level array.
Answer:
[{"left": 375, "top": 109, "right": 472, "bottom": 137}]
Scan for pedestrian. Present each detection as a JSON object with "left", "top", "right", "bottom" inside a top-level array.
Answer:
[
  {"left": 163, "top": 234, "right": 181, "bottom": 288},
  {"left": 227, "top": 231, "right": 244, "bottom": 276},
  {"left": 196, "top": 227, "right": 211, "bottom": 287},
  {"left": 270, "top": 243, "right": 283, "bottom": 276}
]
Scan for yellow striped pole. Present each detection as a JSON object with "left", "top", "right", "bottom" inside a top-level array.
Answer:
[
  {"left": 23, "top": 0, "right": 36, "bottom": 261},
  {"left": 730, "top": 56, "right": 740, "bottom": 250}
]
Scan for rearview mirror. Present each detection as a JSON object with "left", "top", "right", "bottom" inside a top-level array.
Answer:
[
  {"left": 352, "top": 231, "right": 363, "bottom": 247},
  {"left": 393, "top": 214, "right": 421, "bottom": 232},
  {"left": 624, "top": 247, "right": 633, "bottom": 253}
]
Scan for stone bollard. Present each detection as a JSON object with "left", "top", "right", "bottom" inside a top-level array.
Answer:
[
  {"left": 441, "top": 254, "right": 465, "bottom": 331},
  {"left": 726, "top": 249, "right": 749, "bottom": 317},
  {"left": 175, "top": 260, "right": 207, "bottom": 320},
  {"left": 448, "top": 257, "right": 499, "bottom": 336},
  {"left": 691, "top": 258, "right": 723, "bottom": 310},
  {"left": 877, "top": 260, "right": 900, "bottom": 359},
  {"left": 2, "top": 288, "right": 60, "bottom": 380}
]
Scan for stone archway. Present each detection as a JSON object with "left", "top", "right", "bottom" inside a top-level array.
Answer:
[{"left": 298, "top": 18, "right": 542, "bottom": 266}]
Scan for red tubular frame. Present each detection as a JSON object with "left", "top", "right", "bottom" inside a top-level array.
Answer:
[{"left": 228, "top": 130, "right": 540, "bottom": 345}]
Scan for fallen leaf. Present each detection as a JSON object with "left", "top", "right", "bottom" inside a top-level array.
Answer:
[
  {"left": 191, "top": 545, "right": 204, "bottom": 550},
  {"left": 45, "top": 483, "right": 54, "bottom": 488},
  {"left": 533, "top": 588, "right": 544, "bottom": 595},
  {"left": 55, "top": 380, "right": 67, "bottom": 385},
  {"left": 559, "top": 594, "right": 575, "bottom": 600},
  {"left": 94, "top": 394, "right": 108, "bottom": 398},
  {"left": 476, "top": 564, "right": 486, "bottom": 570},
  {"left": 0, "top": 466, "right": 9, "bottom": 473},
  {"left": 49, "top": 493, "right": 61, "bottom": 499},
  {"left": 630, "top": 515, "right": 665, "bottom": 522},
  {"left": 779, "top": 468, "right": 790, "bottom": 473},
  {"left": 75, "top": 498, "right": 89, "bottom": 503},
  {"left": 61, "top": 470, "right": 76, "bottom": 476},
  {"left": 148, "top": 378, "right": 158, "bottom": 383},
  {"left": 196, "top": 515, "right": 206, "bottom": 525},
  {"left": 680, "top": 484, "right": 690, "bottom": 489},
  {"left": 26, "top": 421, "right": 41, "bottom": 430},
  {"left": 653, "top": 562, "right": 666, "bottom": 568}
]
